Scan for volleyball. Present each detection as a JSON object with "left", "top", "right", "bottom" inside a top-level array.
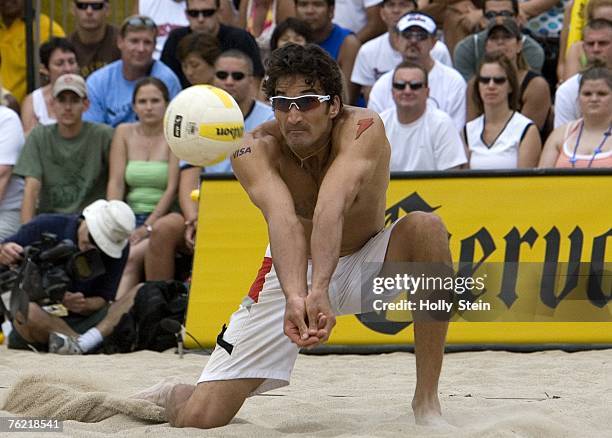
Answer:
[{"left": 164, "top": 85, "right": 245, "bottom": 166}]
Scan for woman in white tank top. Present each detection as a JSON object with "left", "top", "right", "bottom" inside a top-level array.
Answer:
[
  {"left": 463, "top": 52, "right": 541, "bottom": 169},
  {"left": 21, "top": 38, "right": 79, "bottom": 136}
]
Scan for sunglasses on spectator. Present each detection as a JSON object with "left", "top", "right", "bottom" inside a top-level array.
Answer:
[
  {"left": 122, "top": 16, "right": 157, "bottom": 31},
  {"left": 478, "top": 76, "right": 508, "bottom": 85},
  {"left": 215, "top": 71, "right": 248, "bottom": 81},
  {"left": 269, "top": 94, "right": 331, "bottom": 112},
  {"left": 400, "top": 30, "right": 430, "bottom": 41},
  {"left": 186, "top": 9, "right": 217, "bottom": 18},
  {"left": 392, "top": 81, "right": 425, "bottom": 91},
  {"left": 484, "top": 10, "right": 514, "bottom": 19},
  {"left": 75, "top": 1, "right": 105, "bottom": 10}
]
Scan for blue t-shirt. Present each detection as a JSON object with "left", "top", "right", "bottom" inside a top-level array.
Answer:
[
  {"left": 2, "top": 214, "right": 128, "bottom": 302},
  {"left": 202, "top": 100, "right": 274, "bottom": 175},
  {"left": 83, "top": 59, "right": 181, "bottom": 127},
  {"left": 319, "top": 24, "right": 352, "bottom": 61}
]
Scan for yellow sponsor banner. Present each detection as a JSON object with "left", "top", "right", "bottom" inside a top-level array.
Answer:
[{"left": 185, "top": 172, "right": 612, "bottom": 348}]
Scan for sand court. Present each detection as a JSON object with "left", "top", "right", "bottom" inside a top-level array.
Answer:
[{"left": 1, "top": 344, "right": 610, "bottom": 437}]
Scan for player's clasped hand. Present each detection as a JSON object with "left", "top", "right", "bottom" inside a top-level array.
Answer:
[
  {"left": 284, "top": 293, "right": 336, "bottom": 347},
  {"left": 284, "top": 297, "right": 329, "bottom": 348},
  {"left": 305, "top": 290, "right": 336, "bottom": 344}
]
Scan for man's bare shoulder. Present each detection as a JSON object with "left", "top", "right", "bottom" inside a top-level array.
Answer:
[
  {"left": 230, "top": 120, "right": 283, "bottom": 172},
  {"left": 332, "top": 106, "right": 388, "bottom": 151}
]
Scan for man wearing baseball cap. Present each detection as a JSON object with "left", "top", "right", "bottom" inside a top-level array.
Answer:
[
  {"left": 368, "top": 12, "right": 467, "bottom": 132},
  {"left": 13, "top": 73, "right": 114, "bottom": 224},
  {"left": 351, "top": 0, "right": 453, "bottom": 102},
  {"left": 0, "top": 199, "right": 136, "bottom": 353}
]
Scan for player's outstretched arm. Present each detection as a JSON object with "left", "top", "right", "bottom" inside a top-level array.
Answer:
[
  {"left": 232, "top": 133, "right": 318, "bottom": 346},
  {"left": 308, "top": 112, "right": 386, "bottom": 340}
]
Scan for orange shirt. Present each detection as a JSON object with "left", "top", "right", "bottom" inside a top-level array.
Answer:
[{"left": 0, "top": 15, "right": 65, "bottom": 102}]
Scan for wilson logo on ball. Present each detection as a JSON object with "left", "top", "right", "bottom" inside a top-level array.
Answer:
[
  {"left": 199, "top": 123, "right": 245, "bottom": 141},
  {"left": 173, "top": 115, "right": 183, "bottom": 137}
]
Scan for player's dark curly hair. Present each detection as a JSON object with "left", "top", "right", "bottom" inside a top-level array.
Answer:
[{"left": 263, "top": 44, "right": 343, "bottom": 109}]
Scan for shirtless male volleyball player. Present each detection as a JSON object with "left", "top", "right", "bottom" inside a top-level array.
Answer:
[{"left": 135, "top": 43, "right": 452, "bottom": 428}]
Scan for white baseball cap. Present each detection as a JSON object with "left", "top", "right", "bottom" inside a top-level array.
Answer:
[
  {"left": 83, "top": 200, "right": 136, "bottom": 258},
  {"left": 396, "top": 12, "right": 437, "bottom": 35}
]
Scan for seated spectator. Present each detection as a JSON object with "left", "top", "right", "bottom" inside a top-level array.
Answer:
[
  {"left": 68, "top": 0, "right": 121, "bottom": 78},
  {"left": 161, "top": 0, "right": 265, "bottom": 88},
  {"left": 0, "top": 106, "right": 25, "bottom": 241},
  {"left": 136, "top": 0, "right": 189, "bottom": 59},
  {"left": 0, "top": 0, "right": 65, "bottom": 102},
  {"left": 106, "top": 78, "right": 179, "bottom": 300},
  {"left": 463, "top": 52, "right": 541, "bottom": 168},
  {"left": 295, "top": 0, "right": 362, "bottom": 103},
  {"left": 269, "top": 17, "right": 313, "bottom": 50},
  {"left": 333, "top": 0, "right": 385, "bottom": 43},
  {"left": 564, "top": 5, "right": 612, "bottom": 80},
  {"left": 351, "top": 0, "right": 453, "bottom": 102},
  {"left": 466, "top": 20, "right": 552, "bottom": 135},
  {"left": 554, "top": 18, "right": 612, "bottom": 128},
  {"left": 209, "top": 50, "right": 274, "bottom": 173},
  {"left": 380, "top": 61, "right": 467, "bottom": 170},
  {"left": 368, "top": 12, "right": 467, "bottom": 131},
  {"left": 0, "top": 199, "right": 135, "bottom": 353},
  {"left": 539, "top": 66, "right": 612, "bottom": 168},
  {"left": 84, "top": 15, "right": 181, "bottom": 127},
  {"left": 13, "top": 74, "right": 113, "bottom": 223},
  {"left": 144, "top": 165, "right": 200, "bottom": 285},
  {"left": 453, "top": 0, "right": 545, "bottom": 82},
  {"left": 21, "top": 38, "right": 79, "bottom": 136},
  {"left": 177, "top": 32, "right": 222, "bottom": 86},
  {"left": 239, "top": 0, "right": 296, "bottom": 60}
]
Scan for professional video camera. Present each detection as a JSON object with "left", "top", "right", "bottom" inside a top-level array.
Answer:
[{"left": 0, "top": 233, "right": 105, "bottom": 323}]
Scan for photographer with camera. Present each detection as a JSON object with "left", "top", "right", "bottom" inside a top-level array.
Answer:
[{"left": 0, "top": 199, "right": 135, "bottom": 353}]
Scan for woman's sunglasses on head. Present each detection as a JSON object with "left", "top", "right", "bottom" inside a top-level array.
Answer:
[{"left": 269, "top": 95, "right": 331, "bottom": 112}]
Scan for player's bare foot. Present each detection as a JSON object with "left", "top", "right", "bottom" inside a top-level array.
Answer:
[
  {"left": 412, "top": 396, "right": 448, "bottom": 426},
  {"left": 131, "top": 376, "right": 184, "bottom": 407}
]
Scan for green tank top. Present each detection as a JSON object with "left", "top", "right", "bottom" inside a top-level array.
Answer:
[{"left": 125, "top": 160, "right": 169, "bottom": 214}]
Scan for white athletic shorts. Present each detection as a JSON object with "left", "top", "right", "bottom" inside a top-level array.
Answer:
[{"left": 198, "top": 222, "right": 398, "bottom": 395}]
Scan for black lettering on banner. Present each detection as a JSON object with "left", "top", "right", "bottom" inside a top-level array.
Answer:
[
  {"left": 232, "top": 146, "right": 252, "bottom": 159},
  {"left": 587, "top": 228, "right": 612, "bottom": 307},
  {"left": 500, "top": 227, "right": 538, "bottom": 307},
  {"left": 540, "top": 227, "right": 583, "bottom": 308}
]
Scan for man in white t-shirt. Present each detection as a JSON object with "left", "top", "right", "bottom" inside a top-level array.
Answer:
[
  {"left": 0, "top": 107, "right": 25, "bottom": 240},
  {"left": 332, "top": 0, "right": 385, "bottom": 43},
  {"left": 368, "top": 12, "right": 467, "bottom": 131},
  {"left": 381, "top": 61, "right": 467, "bottom": 171},
  {"left": 137, "top": 0, "right": 188, "bottom": 59},
  {"left": 351, "top": 0, "right": 452, "bottom": 101},
  {"left": 554, "top": 18, "right": 612, "bottom": 128}
]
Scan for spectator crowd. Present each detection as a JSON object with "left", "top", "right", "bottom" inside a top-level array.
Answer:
[{"left": 0, "top": 0, "right": 611, "bottom": 353}]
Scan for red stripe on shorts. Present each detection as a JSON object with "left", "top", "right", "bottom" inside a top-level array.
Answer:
[{"left": 247, "top": 257, "right": 273, "bottom": 303}]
